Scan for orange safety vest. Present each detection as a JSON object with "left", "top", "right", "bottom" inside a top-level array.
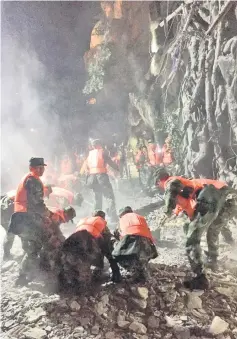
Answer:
[
  {"left": 174, "top": 196, "right": 196, "bottom": 219},
  {"left": 119, "top": 212, "right": 153, "bottom": 240},
  {"left": 46, "top": 187, "right": 74, "bottom": 208},
  {"left": 75, "top": 216, "right": 107, "bottom": 238},
  {"left": 14, "top": 172, "right": 43, "bottom": 212},
  {"left": 87, "top": 149, "right": 107, "bottom": 174},
  {"left": 162, "top": 144, "right": 173, "bottom": 165},
  {"left": 61, "top": 159, "right": 72, "bottom": 175},
  {"left": 192, "top": 178, "right": 227, "bottom": 190}
]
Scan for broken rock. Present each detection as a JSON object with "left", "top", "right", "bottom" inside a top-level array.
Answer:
[
  {"left": 24, "top": 327, "right": 47, "bottom": 339},
  {"left": 91, "top": 325, "right": 100, "bottom": 335},
  {"left": 132, "top": 298, "right": 147, "bottom": 310},
  {"left": 129, "top": 321, "right": 147, "bottom": 334},
  {"left": 25, "top": 307, "right": 46, "bottom": 324},
  {"left": 137, "top": 287, "right": 149, "bottom": 300},
  {"left": 117, "top": 320, "right": 130, "bottom": 328},
  {"left": 209, "top": 316, "right": 229, "bottom": 335},
  {"left": 186, "top": 292, "right": 202, "bottom": 310},
  {"left": 147, "top": 316, "right": 159, "bottom": 329},
  {"left": 70, "top": 300, "right": 81, "bottom": 311}
]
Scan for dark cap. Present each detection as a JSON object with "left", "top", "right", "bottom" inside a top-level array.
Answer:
[
  {"left": 29, "top": 157, "right": 47, "bottom": 167},
  {"left": 119, "top": 206, "right": 133, "bottom": 218},
  {"left": 93, "top": 210, "right": 106, "bottom": 219}
]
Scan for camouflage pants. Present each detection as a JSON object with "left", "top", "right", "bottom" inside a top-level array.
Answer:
[
  {"left": 185, "top": 186, "right": 237, "bottom": 275},
  {"left": 57, "top": 231, "right": 104, "bottom": 289},
  {"left": 88, "top": 174, "right": 118, "bottom": 222},
  {"left": 113, "top": 235, "right": 158, "bottom": 281},
  {"left": 14, "top": 214, "right": 49, "bottom": 276}
]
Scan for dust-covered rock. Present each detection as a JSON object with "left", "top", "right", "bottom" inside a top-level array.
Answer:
[
  {"left": 209, "top": 316, "right": 229, "bottom": 335},
  {"left": 24, "top": 327, "right": 47, "bottom": 339},
  {"left": 129, "top": 321, "right": 147, "bottom": 334}
]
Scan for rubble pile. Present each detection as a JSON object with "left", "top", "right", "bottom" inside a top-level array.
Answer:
[{"left": 2, "top": 260, "right": 237, "bottom": 339}]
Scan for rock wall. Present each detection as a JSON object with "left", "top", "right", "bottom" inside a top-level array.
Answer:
[{"left": 84, "top": 1, "right": 237, "bottom": 181}]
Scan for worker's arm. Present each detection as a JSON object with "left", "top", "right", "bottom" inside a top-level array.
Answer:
[
  {"left": 103, "top": 151, "right": 119, "bottom": 171},
  {"left": 25, "top": 177, "right": 51, "bottom": 216},
  {"left": 163, "top": 179, "right": 183, "bottom": 216}
]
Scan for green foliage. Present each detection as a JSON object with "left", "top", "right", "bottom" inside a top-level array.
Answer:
[{"left": 83, "top": 45, "right": 111, "bottom": 95}]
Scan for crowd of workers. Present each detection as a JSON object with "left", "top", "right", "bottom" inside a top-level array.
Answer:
[{"left": 1, "top": 136, "right": 236, "bottom": 291}]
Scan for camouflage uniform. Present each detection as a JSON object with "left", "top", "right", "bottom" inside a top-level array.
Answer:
[
  {"left": 1, "top": 194, "right": 16, "bottom": 257},
  {"left": 8, "top": 175, "right": 52, "bottom": 280},
  {"left": 57, "top": 226, "right": 120, "bottom": 290},
  {"left": 184, "top": 185, "right": 237, "bottom": 274},
  {"left": 112, "top": 234, "right": 158, "bottom": 282},
  {"left": 87, "top": 151, "right": 118, "bottom": 223}
]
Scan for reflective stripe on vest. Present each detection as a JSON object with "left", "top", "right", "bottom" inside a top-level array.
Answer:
[
  {"left": 119, "top": 212, "right": 153, "bottom": 240},
  {"left": 87, "top": 149, "right": 107, "bottom": 174},
  {"left": 75, "top": 216, "right": 107, "bottom": 238},
  {"left": 14, "top": 172, "right": 42, "bottom": 212}
]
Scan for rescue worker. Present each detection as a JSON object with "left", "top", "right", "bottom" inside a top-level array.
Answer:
[
  {"left": 1, "top": 190, "right": 17, "bottom": 259},
  {"left": 162, "top": 135, "right": 173, "bottom": 166},
  {"left": 44, "top": 185, "right": 83, "bottom": 209},
  {"left": 147, "top": 139, "right": 163, "bottom": 189},
  {"left": 40, "top": 206, "right": 76, "bottom": 272},
  {"left": 7, "top": 157, "right": 69, "bottom": 285},
  {"left": 112, "top": 206, "right": 158, "bottom": 283},
  {"left": 85, "top": 139, "right": 119, "bottom": 223},
  {"left": 155, "top": 168, "right": 236, "bottom": 289},
  {"left": 57, "top": 210, "right": 121, "bottom": 291}
]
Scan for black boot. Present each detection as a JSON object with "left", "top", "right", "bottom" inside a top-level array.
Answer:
[{"left": 183, "top": 274, "right": 209, "bottom": 290}]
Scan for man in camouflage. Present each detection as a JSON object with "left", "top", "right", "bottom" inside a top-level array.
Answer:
[
  {"left": 1, "top": 191, "right": 19, "bottom": 259},
  {"left": 8, "top": 157, "right": 72, "bottom": 285},
  {"left": 56, "top": 210, "right": 121, "bottom": 291},
  {"left": 85, "top": 139, "right": 119, "bottom": 224},
  {"left": 155, "top": 168, "right": 236, "bottom": 289},
  {"left": 112, "top": 206, "right": 158, "bottom": 283}
]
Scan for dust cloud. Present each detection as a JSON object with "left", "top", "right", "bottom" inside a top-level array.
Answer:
[{"left": 1, "top": 35, "right": 60, "bottom": 192}]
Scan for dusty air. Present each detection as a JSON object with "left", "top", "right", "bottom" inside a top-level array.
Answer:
[{"left": 1, "top": 1, "right": 237, "bottom": 339}]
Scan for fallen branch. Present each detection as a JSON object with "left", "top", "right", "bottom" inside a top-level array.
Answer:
[
  {"left": 206, "top": 1, "right": 234, "bottom": 35},
  {"left": 159, "top": 3, "right": 184, "bottom": 28}
]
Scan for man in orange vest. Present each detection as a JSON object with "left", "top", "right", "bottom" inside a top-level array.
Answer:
[
  {"left": 44, "top": 185, "right": 83, "bottom": 209},
  {"left": 155, "top": 168, "right": 236, "bottom": 290},
  {"left": 112, "top": 206, "right": 158, "bottom": 283},
  {"left": 8, "top": 157, "right": 75, "bottom": 285},
  {"left": 85, "top": 139, "right": 119, "bottom": 223},
  {"left": 57, "top": 210, "right": 121, "bottom": 290}
]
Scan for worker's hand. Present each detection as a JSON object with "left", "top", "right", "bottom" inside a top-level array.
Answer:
[{"left": 113, "top": 229, "right": 120, "bottom": 240}]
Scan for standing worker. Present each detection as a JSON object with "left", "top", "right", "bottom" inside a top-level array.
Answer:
[
  {"left": 8, "top": 158, "right": 67, "bottom": 285},
  {"left": 85, "top": 139, "right": 119, "bottom": 224}
]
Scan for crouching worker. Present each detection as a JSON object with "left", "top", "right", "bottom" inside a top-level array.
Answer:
[
  {"left": 112, "top": 206, "right": 158, "bottom": 283},
  {"left": 1, "top": 191, "right": 17, "bottom": 260},
  {"left": 39, "top": 206, "right": 76, "bottom": 272},
  {"left": 57, "top": 210, "right": 121, "bottom": 291}
]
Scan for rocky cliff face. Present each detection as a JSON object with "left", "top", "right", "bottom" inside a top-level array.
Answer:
[{"left": 84, "top": 1, "right": 237, "bottom": 182}]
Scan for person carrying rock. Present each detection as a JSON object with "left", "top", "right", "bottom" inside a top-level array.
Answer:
[
  {"left": 83, "top": 139, "right": 119, "bottom": 224},
  {"left": 112, "top": 206, "right": 158, "bottom": 283},
  {"left": 8, "top": 157, "right": 73, "bottom": 285},
  {"left": 154, "top": 167, "right": 237, "bottom": 290},
  {"left": 57, "top": 210, "right": 121, "bottom": 291}
]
